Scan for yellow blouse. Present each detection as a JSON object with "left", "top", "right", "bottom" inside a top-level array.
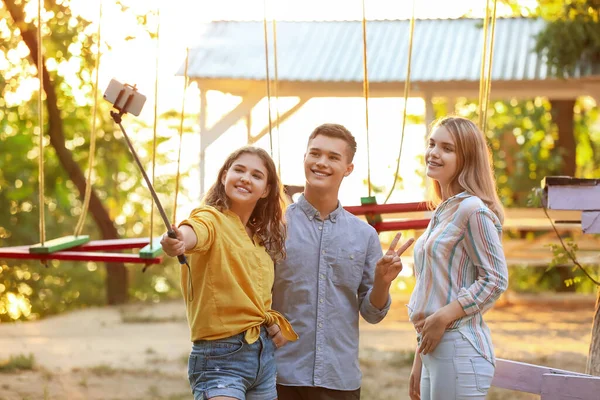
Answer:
[{"left": 180, "top": 205, "right": 297, "bottom": 344}]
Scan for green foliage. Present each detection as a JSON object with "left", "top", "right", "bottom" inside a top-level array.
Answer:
[
  {"left": 88, "top": 364, "right": 118, "bottom": 376},
  {"left": 0, "top": 353, "right": 35, "bottom": 373},
  {"left": 535, "top": 0, "right": 600, "bottom": 78},
  {"left": 548, "top": 240, "right": 579, "bottom": 268},
  {"left": 456, "top": 97, "right": 563, "bottom": 207},
  {"left": 0, "top": 0, "right": 194, "bottom": 321},
  {"left": 0, "top": 260, "right": 104, "bottom": 321},
  {"left": 454, "top": 96, "right": 600, "bottom": 208}
]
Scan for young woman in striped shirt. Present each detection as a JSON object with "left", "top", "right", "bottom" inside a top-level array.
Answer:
[{"left": 407, "top": 116, "right": 509, "bottom": 400}]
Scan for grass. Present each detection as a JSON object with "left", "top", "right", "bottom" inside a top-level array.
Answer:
[
  {"left": 180, "top": 353, "right": 189, "bottom": 366},
  {"left": 0, "top": 353, "right": 35, "bottom": 373},
  {"left": 147, "top": 384, "right": 161, "bottom": 398},
  {"left": 88, "top": 364, "right": 119, "bottom": 376},
  {"left": 388, "top": 349, "right": 416, "bottom": 368},
  {"left": 146, "top": 356, "right": 168, "bottom": 364},
  {"left": 40, "top": 367, "right": 54, "bottom": 381}
]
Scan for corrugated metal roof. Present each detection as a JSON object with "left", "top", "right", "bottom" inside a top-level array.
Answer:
[{"left": 182, "top": 18, "right": 598, "bottom": 83}]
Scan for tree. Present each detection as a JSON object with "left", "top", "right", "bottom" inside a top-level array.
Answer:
[
  {"left": 536, "top": 1, "right": 600, "bottom": 179},
  {"left": 1, "top": 0, "right": 132, "bottom": 304},
  {"left": 0, "top": 0, "right": 182, "bottom": 311},
  {"left": 534, "top": 0, "right": 600, "bottom": 78}
]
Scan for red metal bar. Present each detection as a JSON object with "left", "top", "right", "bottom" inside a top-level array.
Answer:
[
  {"left": 373, "top": 218, "right": 431, "bottom": 232},
  {"left": 0, "top": 247, "right": 162, "bottom": 264},
  {"left": 344, "top": 201, "right": 429, "bottom": 216},
  {"left": 73, "top": 238, "right": 153, "bottom": 251}
]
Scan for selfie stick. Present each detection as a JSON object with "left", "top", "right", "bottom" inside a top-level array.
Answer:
[{"left": 108, "top": 86, "right": 189, "bottom": 268}]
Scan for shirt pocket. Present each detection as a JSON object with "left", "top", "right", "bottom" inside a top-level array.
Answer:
[
  {"left": 329, "top": 248, "right": 365, "bottom": 289},
  {"left": 426, "top": 222, "right": 464, "bottom": 262}
]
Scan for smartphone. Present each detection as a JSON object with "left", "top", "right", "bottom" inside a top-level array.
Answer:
[{"left": 103, "top": 79, "right": 146, "bottom": 116}]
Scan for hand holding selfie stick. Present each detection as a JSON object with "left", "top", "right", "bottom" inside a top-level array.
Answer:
[{"left": 105, "top": 81, "right": 189, "bottom": 268}]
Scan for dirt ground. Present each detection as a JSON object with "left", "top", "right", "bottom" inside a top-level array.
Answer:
[{"left": 0, "top": 293, "right": 595, "bottom": 400}]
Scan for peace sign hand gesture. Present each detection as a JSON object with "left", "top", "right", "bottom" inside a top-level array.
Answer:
[{"left": 374, "top": 232, "right": 415, "bottom": 285}]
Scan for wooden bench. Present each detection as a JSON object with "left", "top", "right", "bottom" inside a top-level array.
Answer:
[{"left": 493, "top": 358, "right": 600, "bottom": 399}]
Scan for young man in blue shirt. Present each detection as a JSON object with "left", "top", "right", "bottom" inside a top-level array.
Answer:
[{"left": 271, "top": 123, "right": 413, "bottom": 400}]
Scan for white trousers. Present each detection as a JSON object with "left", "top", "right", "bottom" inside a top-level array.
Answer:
[{"left": 420, "top": 331, "right": 495, "bottom": 400}]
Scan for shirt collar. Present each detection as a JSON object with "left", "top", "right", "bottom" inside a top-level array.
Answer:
[
  {"left": 434, "top": 191, "right": 470, "bottom": 218},
  {"left": 297, "top": 194, "right": 343, "bottom": 223},
  {"left": 452, "top": 191, "right": 470, "bottom": 200}
]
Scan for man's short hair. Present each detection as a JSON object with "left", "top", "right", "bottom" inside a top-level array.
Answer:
[{"left": 307, "top": 123, "right": 357, "bottom": 162}]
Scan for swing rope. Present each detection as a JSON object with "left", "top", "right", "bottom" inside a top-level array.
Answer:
[
  {"left": 477, "top": 2, "right": 490, "bottom": 130},
  {"left": 173, "top": 47, "right": 189, "bottom": 223},
  {"left": 262, "top": 0, "right": 274, "bottom": 157},
  {"left": 75, "top": 0, "right": 102, "bottom": 237},
  {"left": 272, "top": 17, "right": 282, "bottom": 174},
  {"left": 361, "top": 0, "right": 372, "bottom": 197},
  {"left": 478, "top": 0, "right": 498, "bottom": 132},
  {"left": 149, "top": 6, "right": 161, "bottom": 248},
  {"left": 383, "top": 0, "right": 416, "bottom": 205},
  {"left": 37, "top": 0, "right": 45, "bottom": 247},
  {"left": 482, "top": 0, "right": 498, "bottom": 133}
]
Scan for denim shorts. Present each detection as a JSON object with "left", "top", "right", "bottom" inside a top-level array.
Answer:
[{"left": 188, "top": 327, "right": 277, "bottom": 400}]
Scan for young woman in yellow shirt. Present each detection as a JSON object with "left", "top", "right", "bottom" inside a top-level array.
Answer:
[{"left": 161, "top": 146, "right": 297, "bottom": 400}]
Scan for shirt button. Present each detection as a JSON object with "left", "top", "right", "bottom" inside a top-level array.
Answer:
[
  {"left": 319, "top": 322, "right": 323, "bottom": 328},
  {"left": 350, "top": 255, "right": 354, "bottom": 260},
  {"left": 319, "top": 274, "right": 325, "bottom": 280},
  {"left": 317, "top": 346, "right": 322, "bottom": 351},
  {"left": 319, "top": 298, "right": 324, "bottom": 303},
  {"left": 322, "top": 250, "right": 326, "bottom": 254},
  {"left": 318, "top": 226, "right": 323, "bottom": 230}
]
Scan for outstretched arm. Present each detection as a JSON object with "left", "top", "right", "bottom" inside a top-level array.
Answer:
[{"left": 160, "top": 224, "right": 197, "bottom": 256}]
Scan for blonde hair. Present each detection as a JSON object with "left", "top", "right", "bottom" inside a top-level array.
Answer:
[{"left": 427, "top": 116, "right": 504, "bottom": 223}]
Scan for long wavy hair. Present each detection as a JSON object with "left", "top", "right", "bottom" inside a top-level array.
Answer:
[
  {"left": 203, "top": 146, "right": 287, "bottom": 262},
  {"left": 427, "top": 116, "right": 504, "bottom": 223}
]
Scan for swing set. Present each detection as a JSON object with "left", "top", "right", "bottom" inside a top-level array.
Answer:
[
  {"left": 343, "top": 0, "right": 498, "bottom": 232},
  {"left": 0, "top": 0, "right": 498, "bottom": 263},
  {"left": 0, "top": 1, "right": 188, "bottom": 267}
]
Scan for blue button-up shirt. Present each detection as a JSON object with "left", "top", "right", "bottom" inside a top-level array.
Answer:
[{"left": 272, "top": 195, "right": 391, "bottom": 391}]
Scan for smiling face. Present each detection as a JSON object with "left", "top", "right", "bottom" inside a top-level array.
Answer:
[
  {"left": 304, "top": 134, "right": 354, "bottom": 194},
  {"left": 221, "top": 152, "right": 270, "bottom": 211},
  {"left": 426, "top": 126, "right": 459, "bottom": 191}
]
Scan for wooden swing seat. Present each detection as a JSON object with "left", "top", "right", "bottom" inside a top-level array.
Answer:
[{"left": 0, "top": 238, "right": 162, "bottom": 264}]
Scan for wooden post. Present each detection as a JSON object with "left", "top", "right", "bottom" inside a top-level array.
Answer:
[
  {"left": 549, "top": 99, "right": 577, "bottom": 176},
  {"left": 245, "top": 113, "right": 252, "bottom": 143},
  {"left": 424, "top": 92, "right": 435, "bottom": 136},
  {"left": 249, "top": 98, "right": 307, "bottom": 144}
]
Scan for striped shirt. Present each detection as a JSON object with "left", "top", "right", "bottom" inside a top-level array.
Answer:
[{"left": 407, "top": 192, "right": 508, "bottom": 365}]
